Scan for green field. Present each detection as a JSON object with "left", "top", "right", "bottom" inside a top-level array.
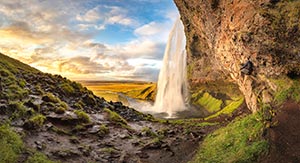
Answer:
[{"left": 79, "top": 81, "right": 157, "bottom": 104}]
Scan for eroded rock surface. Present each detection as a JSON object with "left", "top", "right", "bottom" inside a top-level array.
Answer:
[{"left": 174, "top": 0, "right": 300, "bottom": 112}]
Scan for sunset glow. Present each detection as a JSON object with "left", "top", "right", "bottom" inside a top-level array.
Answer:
[{"left": 0, "top": 0, "right": 178, "bottom": 81}]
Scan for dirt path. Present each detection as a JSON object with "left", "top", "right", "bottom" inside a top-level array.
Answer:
[{"left": 261, "top": 102, "right": 300, "bottom": 163}]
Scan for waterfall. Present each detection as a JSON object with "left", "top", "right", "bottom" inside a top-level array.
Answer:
[{"left": 153, "top": 17, "right": 187, "bottom": 117}]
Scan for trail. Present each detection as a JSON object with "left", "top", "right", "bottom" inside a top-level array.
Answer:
[{"left": 261, "top": 102, "right": 300, "bottom": 163}]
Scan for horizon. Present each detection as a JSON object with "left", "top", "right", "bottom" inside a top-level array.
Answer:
[{"left": 0, "top": 0, "right": 179, "bottom": 82}]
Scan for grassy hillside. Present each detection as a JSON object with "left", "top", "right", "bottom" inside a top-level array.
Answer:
[
  {"left": 81, "top": 81, "right": 157, "bottom": 103},
  {"left": 0, "top": 53, "right": 151, "bottom": 162}
]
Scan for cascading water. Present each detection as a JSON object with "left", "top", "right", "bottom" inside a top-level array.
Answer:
[{"left": 153, "top": 17, "right": 188, "bottom": 117}]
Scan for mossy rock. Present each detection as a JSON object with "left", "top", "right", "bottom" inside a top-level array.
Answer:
[
  {"left": 24, "top": 114, "right": 46, "bottom": 129},
  {"left": 103, "top": 108, "right": 128, "bottom": 127},
  {"left": 42, "top": 93, "right": 59, "bottom": 103},
  {"left": 74, "top": 110, "right": 91, "bottom": 123}
]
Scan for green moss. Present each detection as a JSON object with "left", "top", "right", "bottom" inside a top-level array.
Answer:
[
  {"left": 190, "top": 113, "right": 268, "bottom": 163},
  {"left": 167, "top": 119, "right": 219, "bottom": 128},
  {"left": 42, "top": 93, "right": 59, "bottom": 103},
  {"left": 272, "top": 77, "right": 300, "bottom": 104},
  {"left": 0, "top": 125, "right": 24, "bottom": 163},
  {"left": 26, "top": 152, "right": 57, "bottom": 163},
  {"left": 194, "top": 122, "right": 219, "bottom": 127},
  {"left": 0, "top": 68, "right": 10, "bottom": 77},
  {"left": 141, "top": 127, "right": 158, "bottom": 137},
  {"left": 28, "top": 114, "right": 46, "bottom": 128},
  {"left": 103, "top": 108, "right": 128, "bottom": 127},
  {"left": 74, "top": 124, "right": 86, "bottom": 132},
  {"left": 74, "top": 110, "right": 91, "bottom": 123},
  {"left": 50, "top": 127, "right": 71, "bottom": 136},
  {"left": 5, "top": 84, "right": 28, "bottom": 100},
  {"left": 99, "top": 147, "right": 118, "bottom": 154},
  {"left": 97, "top": 124, "right": 109, "bottom": 137},
  {"left": 9, "top": 102, "right": 29, "bottom": 119},
  {"left": 55, "top": 101, "right": 68, "bottom": 114},
  {"left": 205, "top": 97, "right": 244, "bottom": 120},
  {"left": 195, "top": 92, "right": 223, "bottom": 113},
  {"left": 73, "top": 101, "right": 84, "bottom": 110},
  {"left": 55, "top": 106, "right": 66, "bottom": 114},
  {"left": 59, "top": 83, "right": 75, "bottom": 95}
]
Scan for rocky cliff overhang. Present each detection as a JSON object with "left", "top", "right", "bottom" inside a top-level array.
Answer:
[{"left": 174, "top": 0, "right": 300, "bottom": 112}]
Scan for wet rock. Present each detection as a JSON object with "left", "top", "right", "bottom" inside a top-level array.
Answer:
[
  {"left": 11, "top": 119, "right": 25, "bottom": 127},
  {"left": 34, "top": 141, "right": 45, "bottom": 150},
  {"left": 69, "top": 137, "right": 80, "bottom": 144},
  {"left": 167, "top": 130, "right": 175, "bottom": 135},
  {"left": 0, "top": 104, "right": 7, "bottom": 114},
  {"left": 95, "top": 157, "right": 109, "bottom": 163},
  {"left": 119, "top": 133, "right": 128, "bottom": 139},
  {"left": 119, "top": 151, "right": 127, "bottom": 163},
  {"left": 46, "top": 111, "right": 78, "bottom": 123},
  {"left": 88, "top": 125, "right": 101, "bottom": 134},
  {"left": 142, "top": 140, "right": 163, "bottom": 150},
  {"left": 82, "top": 94, "right": 96, "bottom": 106},
  {"left": 78, "top": 146, "right": 92, "bottom": 156},
  {"left": 24, "top": 100, "right": 40, "bottom": 111},
  {"left": 136, "top": 151, "right": 149, "bottom": 159},
  {"left": 52, "top": 149, "right": 81, "bottom": 158}
]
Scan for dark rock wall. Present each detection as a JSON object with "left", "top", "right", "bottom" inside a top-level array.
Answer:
[{"left": 174, "top": 0, "right": 300, "bottom": 112}]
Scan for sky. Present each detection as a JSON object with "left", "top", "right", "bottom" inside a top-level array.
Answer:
[{"left": 0, "top": 0, "right": 179, "bottom": 81}]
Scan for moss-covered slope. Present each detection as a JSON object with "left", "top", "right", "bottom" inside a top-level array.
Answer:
[{"left": 0, "top": 53, "right": 154, "bottom": 162}]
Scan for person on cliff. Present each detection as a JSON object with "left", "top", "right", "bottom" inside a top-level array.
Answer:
[{"left": 240, "top": 57, "right": 253, "bottom": 75}]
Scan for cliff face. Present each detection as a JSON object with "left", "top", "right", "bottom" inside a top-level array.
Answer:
[{"left": 174, "top": 0, "right": 300, "bottom": 112}]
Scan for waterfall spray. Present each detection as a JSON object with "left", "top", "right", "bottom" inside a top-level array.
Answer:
[{"left": 153, "top": 17, "right": 187, "bottom": 117}]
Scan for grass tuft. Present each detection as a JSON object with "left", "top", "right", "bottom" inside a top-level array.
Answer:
[
  {"left": 103, "top": 108, "right": 128, "bottom": 128},
  {"left": 74, "top": 110, "right": 91, "bottom": 123},
  {"left": 28, "top": 114, "right": 46, "bottom": 128}
]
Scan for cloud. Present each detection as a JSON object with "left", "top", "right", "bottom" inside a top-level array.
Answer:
[
  {"left": 0, "top": 0, "right": 178, "bottom": 81},
  {"left": 134, "top": 22, "right": 162, "bottom": 36},
  {"left": 133, "top": 20, "right": 174, "bottom": 44},
  {"left": 76, "top": 5, "right": 138, "bottom": 30},
  {"left": 76, "top": 6, "right": 101, "bottom": 22}
]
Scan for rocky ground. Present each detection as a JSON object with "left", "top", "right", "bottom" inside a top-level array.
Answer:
[{"left": 0, "top": 53, "right": 226, "bottom": 163}]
